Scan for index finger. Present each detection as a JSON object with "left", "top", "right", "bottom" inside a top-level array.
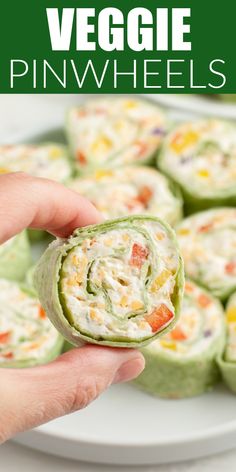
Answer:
[{"left": 0, "top": 173, "right": 102, "bottom": 243}]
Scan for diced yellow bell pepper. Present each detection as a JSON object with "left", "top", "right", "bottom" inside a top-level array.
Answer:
[
  {"left": 160, "top": 340, "right": 177, "bottom": 351},
  {"left": 92, "top": 136, "right": 112, "bottom": 154},
  {"left": 171, "top": 130, "right": 199, "bottom": 154},
  {"left": 131, "top": 300, "right": 144, "bottom": 311},
  {"left": 151, "top": 269, "right": 171, "bottom": 293},
  {"left": 95, "top": 170, "right": 113, "bottom": 180},
  {"left": 49, "top": 148, "right": 62, "bottom": 159},
  {"left": 0, "top": 168, "right": 9, "bottom": 174},
  {"left": 120, "top": 296, "right": 128, "bottom": 307},
  {"left": 226, "top": 307, "right": 236, "bottom": 324},
  {"left": 177, "top": 228, "right": 190, "bottom": 236},
  {"left": 124, "top": 100, "right": 137, "bottom": 109},
  {"left": 197, "top": 169, "right": 210, "bottom": 178}
]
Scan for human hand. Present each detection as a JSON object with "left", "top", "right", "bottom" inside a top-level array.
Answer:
[{"left": 0, "top": 173, "right": 145, "bottom": 443}]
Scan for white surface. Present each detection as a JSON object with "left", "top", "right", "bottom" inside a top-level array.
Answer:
[
  {"left": 3, "top": 441, "right": 236, "bottom": 472},
  {"left": 1, "top": 94, "right": 236, "bottom": 471},
  {"left": 13, "top": 383, "right": 236, "bottom": 465}
]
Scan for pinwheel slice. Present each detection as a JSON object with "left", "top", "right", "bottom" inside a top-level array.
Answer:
[
  {"left": 0, "top": 143, "right": 72, "bottom": 181},
  {"left": 68, "top": 166, "right": 183, "bottom": 227},
  {"left": 34, "top": 216, "right": 184, "bottom": 348},
  {"left": 0, "top": 231, "right": 32, "bottom": 282},
  {"left": 218, "top": 292, "right": 236, "bottom": 394},
  {"left": 158, "top": 120, "right": 236, "bottom": 211},
  {"left": 0, "top": 279, "right": 63, "bottom": 367},
  {"left": 134, "top": 280, "right": 225, "bottom": 399},
  {"left": 177, "top": 208, "right": 236, "bottom": 301},
  {"left": 66, "top": 97, "right": 168, "bottom": 174}
]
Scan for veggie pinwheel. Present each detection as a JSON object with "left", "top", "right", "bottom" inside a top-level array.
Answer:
[
  {"left": 0, "top": 279, "right": 63, "bottom": 367},
  {"left": 66, "top": 97, "right": 168, "bottom": 174},
  {"left": 0, "top": 143, "right": 72, "bottom": 241},
  {"left": 218, "top": 292, "right": 236, "bottom": 394},
  {"left": 134, "top": 280, "right": 225, "bottom": 399},
  {"left": 158, "top": 120, "right": 236, "bottom": 211},
  {"left": 68, "top": 166, "right": 183, "bottom": 226},
  {"left": 0, "top": 143, "right": 72, "bottom": 182},
  {"left": 0, "top": 231, "right": 32, "bottom": 281},
  {"left": 177, "top": 208, "right": 236, "bottom": 301},
  {"left": 34, "top": 216, "right": 184, "bottom": 348}
]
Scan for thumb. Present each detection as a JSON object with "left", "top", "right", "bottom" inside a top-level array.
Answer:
[{"left": 0, "top": 345, "right": 144, "bottom": 443}]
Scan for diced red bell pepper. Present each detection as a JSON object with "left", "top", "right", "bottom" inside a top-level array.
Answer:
[
  {"left": 0, "top": 331, "right": 11, "bottom": 344},
  {"left": 135, "top": 141, "right": 148, "bottom": 158},
  {"left": 130, "top": 243, "right": 149, "bottom": 269},
  {"left": 38, "top": 306, "right": 46, "bottom": 320},
  {"left": 145, "top": 304, "right": 174, "bottom": 333},
  {"left": 185, "top": 281, "right": 194, "bottom": 293},
  {"left": 225, "top": 262, "right": 236, "bottom": 275},
  {"left": 76, "top": 150, "right": 87, "bottom": 165},
  {"left": 198, "top": 223, "right": 214, "bottom": 233},
  {"left": 137, "top": 186, "right": 153, "bottom": 207},
  {"left": 198, "top": 294, "right": 212, "bottom": 308},
  {"left": 170, "top": 326, "right": 187, "bottom": 341},
  {"left": 2, "top": 351, "right": 14, "bottom": 359}
]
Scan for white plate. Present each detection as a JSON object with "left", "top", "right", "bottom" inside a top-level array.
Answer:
[
  {"left": 11, "top": 123, "right": 236, "bottom": 465},
  {"left": 14, "top": 383, "right": 236, "bottom": 465},
  {"left": 148, "top": 94, "right": 236, "bottom": 120}
]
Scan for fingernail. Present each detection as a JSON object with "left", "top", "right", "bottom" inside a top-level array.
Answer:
[{"left": 113, "top": 356, "right": 145, "bottom": 384}]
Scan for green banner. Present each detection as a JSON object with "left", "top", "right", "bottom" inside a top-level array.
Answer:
[{"left": 0, "top": 0, "right": 235, "bottom": 93}]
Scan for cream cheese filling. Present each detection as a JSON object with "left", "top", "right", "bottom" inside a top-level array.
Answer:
[
  {"left": 68, "top": 98, "right": 167, "bottom": 167},
  {"left": 69, "top": 166, "right": 181, "bottom": 225}
]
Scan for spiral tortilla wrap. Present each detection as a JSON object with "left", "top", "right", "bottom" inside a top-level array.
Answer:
[
  {"left": 0, "top": 279, "right": 63, "bottom": 367},
  {"left": 68, "top": 166, "right": 182, "bottom": 226},
  {"left": 34, "top": 216, "right": 184, "bottom": 348},
  {"left": 134, "top": 280, "right": 225, "bottom": 399},
  {"left": 158, "top": 120, "right": 236, "bottom": 212},
  {"left": 177, "top": 208, "right": 236, "bottom": 301},
  {"left": 66, "top": 98, "right": 168, "bottom": 174}
]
